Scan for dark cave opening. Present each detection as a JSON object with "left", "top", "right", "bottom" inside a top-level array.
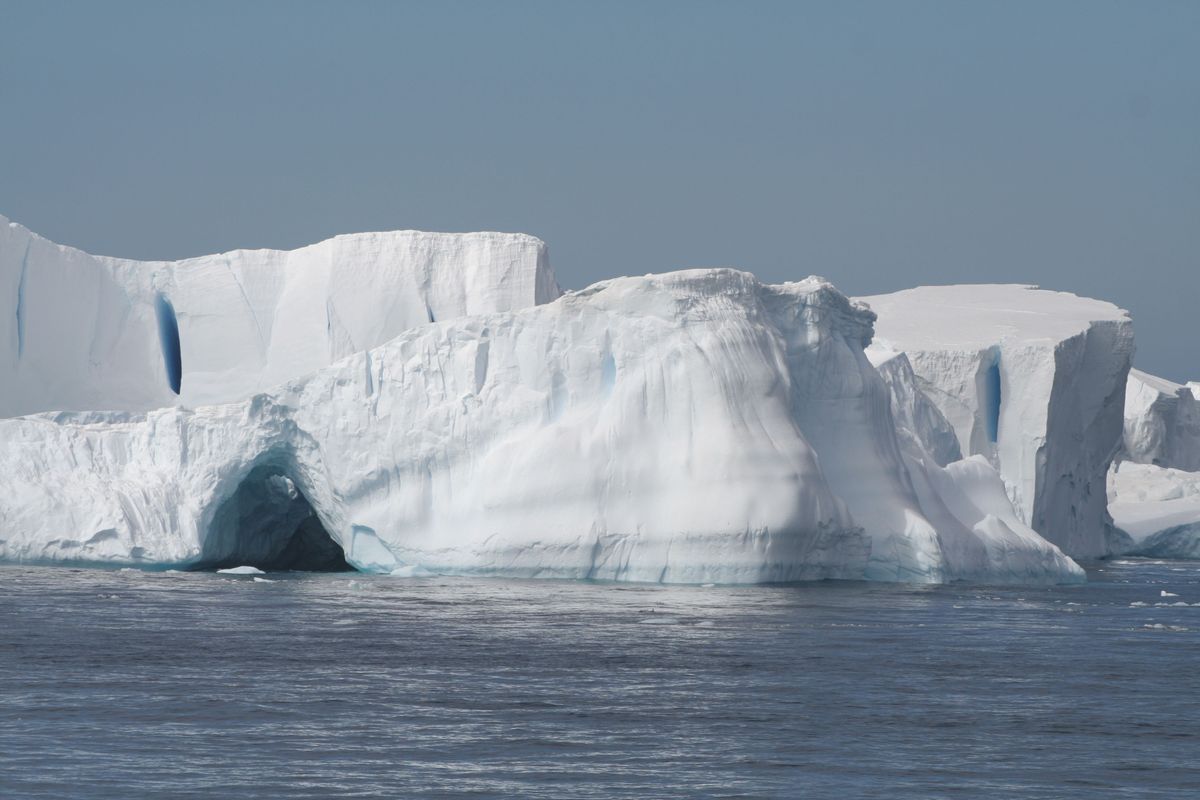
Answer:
[{"left": 196, "top": 463, "right": 353, "bottom": 572}]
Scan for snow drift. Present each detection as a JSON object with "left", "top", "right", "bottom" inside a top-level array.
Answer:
[
  {"left": 859, "top": 285, "right": 1134, "bottom": 559},
  {"left": 0, "top": 246, "right": 1082, "bottom": 583}
]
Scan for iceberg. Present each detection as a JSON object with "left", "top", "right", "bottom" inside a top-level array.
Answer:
[
  {"left": 869, "top": 347, "right": 1082, "bottom": 583},
  {"left": 1122, "top": 368, "right": 1200, "bottom": 471},
  {"left": 1, "top": 214, "right": 558, "bottom": 418},
  {"left": 217, "top": 565, "right": 266, "bottom": 575},
  {"left": 1109, "top": 461, "right": 1200, "bottom": 559},
  {"left": 867, "top": 345, "right": 963, "bottom": 468},
  {"left": 858, "top": 284, "right": 1134, "bottom": 559},
  {"left": 0, "top": 217, "right": 1084, "bottom": 584},
  {"left": 1111, "top": 368, "right": 1200, "bottom": 558}
]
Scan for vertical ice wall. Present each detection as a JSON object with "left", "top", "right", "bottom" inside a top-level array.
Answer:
[
  {"left": 1113, "top": 369, "right": 1200, "bottom": 558},
  {"left": 1122, "top": 368, "right": 1200, "bottom": 471},
  {"left": 0, "top": 214, "right": 558, "bottom": 418},
  {"left": 858, "top": 285, "right": 1134, "bottom": 558}
]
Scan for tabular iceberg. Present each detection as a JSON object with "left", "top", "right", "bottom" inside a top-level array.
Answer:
[
  {"left": 858, "top": 285, "right": 1134, "bottom": 559},
  {"left": 1, "top": 214, "right": 558, "bottom": 418},
  {"left": 0, "top": 222, "right": 1083, "bottom": 584}
]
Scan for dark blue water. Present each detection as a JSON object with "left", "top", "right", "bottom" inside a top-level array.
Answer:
[{"left": 2, "top": 560, "right": 1198, "bottom": 799}]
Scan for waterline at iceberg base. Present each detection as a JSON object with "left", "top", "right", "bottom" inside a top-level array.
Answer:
[{"left": 0, "top": 215, "right": 1147, "bottom": 585}]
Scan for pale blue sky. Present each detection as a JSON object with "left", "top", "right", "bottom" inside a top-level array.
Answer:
[{"left": 2, "top": 1, "right": 1197, "bottom": 379}]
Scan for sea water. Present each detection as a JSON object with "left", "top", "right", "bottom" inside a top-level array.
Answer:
[{"left": 2, "top": 559, "right": 1198, "bottom": 799}]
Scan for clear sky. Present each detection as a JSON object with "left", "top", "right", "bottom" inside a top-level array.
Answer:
[{"left": 2, "top": 1, "right": 1197, "bottom": 379}]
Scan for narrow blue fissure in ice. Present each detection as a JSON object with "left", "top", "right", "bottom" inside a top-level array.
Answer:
[
  {"left": 985, "top": 358, "right": 1001, "bottom": 443},
  {"left": 155, "top": 293, "right": 183, "bottom": 395},
  {"left": 600, "top": 350, "right": 616, "bottom": 396},
  {"left": 14, "top": 240, "right": 30, "bottom": 358}
]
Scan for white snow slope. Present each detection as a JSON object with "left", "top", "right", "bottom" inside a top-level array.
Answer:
[
  {"left": 0, "top": 261, "right": 1082, "bottom": 584},
  {"left": 1122, "top": 368, "right": 1200, "bottom": 471},
  {"left": 859, "top": 285, "right": 1134, "bottom": 559},
  {"left": 1, "top": 214, "right": 559, "bottom": 418}
]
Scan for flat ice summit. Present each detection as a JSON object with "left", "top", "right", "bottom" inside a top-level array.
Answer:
[{"left": 1, "top": 213, "right": 1175, "bottom": 584}]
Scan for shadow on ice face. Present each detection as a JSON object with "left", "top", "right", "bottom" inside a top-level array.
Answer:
[{"left": 194, "top": 462, "right": 353, "bottom": 573}]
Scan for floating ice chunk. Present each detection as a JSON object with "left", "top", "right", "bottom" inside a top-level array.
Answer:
[
  {"left": 217, "top": 565, "right": 265, "bottom": 575},
  {"left": 389, "top": 565, "right": 433, "bottom": 578}
]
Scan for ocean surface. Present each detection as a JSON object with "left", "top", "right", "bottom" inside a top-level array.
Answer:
[{"left": 2, "top": 559, "right": 1198, "bottom": 799}]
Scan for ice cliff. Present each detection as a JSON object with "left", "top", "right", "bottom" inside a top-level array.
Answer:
[
  {"left": 0, "top": 220, "right": 1083, "bottom": 584},
  {"left": 858, "top": 285, "right": 1134, "bottom": 559},
  {"left": 1107, "top": 368, "right": 1200, "bottom": 558},
  {"left": 1, "top": 214, "right": 558, "bottom": 418},
  {"left": 1109, "top": 462, "right": 1200, "bottom": 559},
  {"left": 1121, "top": 369, "right": 1200, "bottom": 471}
]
